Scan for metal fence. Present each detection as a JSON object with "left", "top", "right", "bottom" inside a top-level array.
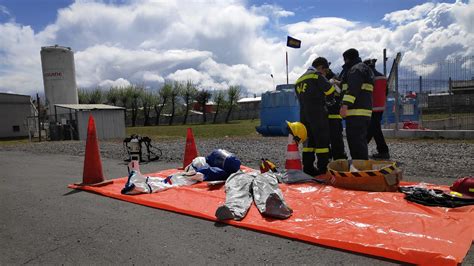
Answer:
[{"left": 390, "top": 56, "right": 474, "bottom": 130}]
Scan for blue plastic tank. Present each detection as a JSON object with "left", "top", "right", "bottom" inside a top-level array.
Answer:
[
  {"left": 256, "top": 84, "right": 300, "bottom": 136},
  {"left": 382, "top": 97, "right": 420, "bottom": 124}
]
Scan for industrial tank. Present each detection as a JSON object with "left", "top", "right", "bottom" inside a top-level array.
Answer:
[
  {"left": 256, "top": 84, "right": 300, "bottom": 136},
  {"left": 40, "top": 45, "right": 78, "bottom": 114}
]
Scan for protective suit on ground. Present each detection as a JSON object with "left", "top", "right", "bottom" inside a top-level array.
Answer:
[
  {"left": 121, "top": 158, "right": 206, "bottom": 194},
  {"left": 215, "top": 171, "right": 293, "bottom": 221}
]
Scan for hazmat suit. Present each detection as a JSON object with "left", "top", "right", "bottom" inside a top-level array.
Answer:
[{"left": 215, "top": 171, "right": 293, "bottom": 221}]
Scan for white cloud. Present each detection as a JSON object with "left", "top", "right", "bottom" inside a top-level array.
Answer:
[
  {"left": 98, "top": 78, "right": 131, "bottom": 88},
  {"left": 0, "top": 0, "right": 472, "bottom": 97}
]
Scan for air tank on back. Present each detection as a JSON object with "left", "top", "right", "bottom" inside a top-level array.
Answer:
[{"left": 40, "top": 45, "right": 78, "bottom": 114}]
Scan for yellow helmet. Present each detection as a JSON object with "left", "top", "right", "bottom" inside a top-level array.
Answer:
[{"left": 286, "top": 121, "right": 307, "bottom": 143}]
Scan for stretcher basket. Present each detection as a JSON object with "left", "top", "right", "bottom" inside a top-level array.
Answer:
[{"left": 327, "top": 160, "right": 403, "bottom": 192}]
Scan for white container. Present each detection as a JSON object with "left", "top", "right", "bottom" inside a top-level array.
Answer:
[{"left": 40, "top": 45, "right": 78, "bottom": 114}]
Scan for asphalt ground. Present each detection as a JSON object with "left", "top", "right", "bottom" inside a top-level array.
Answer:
[{"left": 1, "top": 150, "right": 473, "bottom": 265}]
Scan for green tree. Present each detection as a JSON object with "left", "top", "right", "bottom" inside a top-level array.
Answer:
[
  {"left": 213, "top": 90, "right": 226, "bottom": 124},
  {"left": 154, "top": 82, "right": 172, "bottom": 126},
  {"left": 78, "top": 88, "right": 89, "bottom": 104},
  {"left": 225, "top": 85, "right": 241, "bottom": 123},
  {"left": 106, "top": 87, "right": 120, "bottom": 106},
  {"left": 88, "top": 87, "right": 104, "bottom": 104},
  {"left": 118, "top": 86, "right": 131, "bottom": 123},
  {"left": 181, "top": 80, "right": 198, "bottom": 125},
  {"left": 196, "top": 90, "right": 211, "bottom": 124},
  {"left": 140, "top": 90, "right": 154, "bottom": 126},
  {"left": 169, "top": 81, "right": 182, "bottom": 126},
  {"left": 128, "top": 85, "right": 142, "bottom": 127}
]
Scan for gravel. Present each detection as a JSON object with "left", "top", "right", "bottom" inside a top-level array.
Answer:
[{"left": 1, "top": 136, "right": 472, "bottom": 183}]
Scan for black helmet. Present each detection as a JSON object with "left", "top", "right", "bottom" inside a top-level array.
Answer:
[
  {"left": 343, "top": 48, "right": 359, "bottom": 61},
  {"left": 312, "top": 57, "right": 330, "bottom": 69},
  {"left": 363, "top": 58, "right": 377, "bottom": 67}
]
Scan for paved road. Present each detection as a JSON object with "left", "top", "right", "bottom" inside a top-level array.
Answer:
[{"left": 1, "top": 151, "right": 472, "bottom": 264}]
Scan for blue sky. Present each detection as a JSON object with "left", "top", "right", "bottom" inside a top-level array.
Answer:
[
  {"left": 1, "top": 0, "right": 458, "bottom": 31},
  {"left": 0, "top": 0, "right": 472, "bottom": 95}
]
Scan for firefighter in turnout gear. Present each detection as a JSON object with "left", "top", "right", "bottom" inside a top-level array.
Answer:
[
  {"left": 295, "top": 57, "right": 336, "bottom": 176},
  {"left": 364, "top": 58, "right": 390, "bottom": 159},
  {"left": 339, "top": 48, "right": 374, "bottom": 160},
  {"left": 326, "top": 69, "right": 347, "bottom": 160}
]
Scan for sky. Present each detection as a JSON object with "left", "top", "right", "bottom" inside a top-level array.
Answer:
[{"left": 0, "top": 0, "right": 473, "bottom": 96}]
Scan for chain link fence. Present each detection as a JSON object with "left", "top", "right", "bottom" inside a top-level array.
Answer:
[{"left": 390, "top": 56, "right": 474, "bottom": 130}]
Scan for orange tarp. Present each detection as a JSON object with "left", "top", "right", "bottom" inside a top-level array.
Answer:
[{"left": 69, "top": 168, "right": 473, "bottom": 265}]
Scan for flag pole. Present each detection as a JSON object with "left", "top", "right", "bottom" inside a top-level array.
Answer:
[{"left": 286, "top": 50, "right": 289, "bottom": 84}]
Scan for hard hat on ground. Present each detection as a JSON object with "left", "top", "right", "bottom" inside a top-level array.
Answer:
[{"left": 286, "top": 121, "right": 307, "bottom": 143}]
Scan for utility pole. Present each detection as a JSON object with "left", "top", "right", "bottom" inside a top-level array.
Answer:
[
  {"left": 383, "top": 48, "right": 387, "bottom": 76},
  {"left": 36, "top": 93, "right": 41, "bottom": 142},
  {"left": 286, "top": 51, "right": 289, "bottom": 84},
  {"left": 419, "top": 76, "right": 423, "bottom": 128},
  {"left": 394, "top": 63, "right": 400, "bottom": 131}
]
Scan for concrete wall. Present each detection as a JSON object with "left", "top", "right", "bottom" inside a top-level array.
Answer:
[
  {"left": 0, "top": 93, "right": 33, "bottom": 138},
  {"left": 77, "top": 109, "right": 125, "bottom": 140}
]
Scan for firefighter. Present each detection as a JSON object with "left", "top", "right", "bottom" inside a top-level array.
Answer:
[
  {"left": 295, "top": 57, "right": 335, "bottom": 176},
  {"left": 339, "top": 48, "right": 374, "bottom": 160},
  {"left": 364, "top": 59, "right": 390, "bottom": 159},
  {"left": 326, "top": 68, "right": 347, "bottom": 160}
]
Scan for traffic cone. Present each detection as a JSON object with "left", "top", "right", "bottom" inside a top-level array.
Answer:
[
  {"left": 76, "top": 115, "right": 112, "bottom": 186},
  {"left": 182, "top": 128, "right": 198, "bottom": 169},
  {"left": 285, "top": 135, "right": 302, "bottom": 170}
]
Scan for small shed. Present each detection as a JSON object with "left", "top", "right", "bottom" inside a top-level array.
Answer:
[
  {"left": 0, "top": 93, "right": 35, "bottom": 138},
  {"left": 54, "top": 104, "right": 125, "bottom": 140}
]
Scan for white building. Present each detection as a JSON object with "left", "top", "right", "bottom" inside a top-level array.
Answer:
[{"left": 0, "top": 93, "right": 36, "bottom": 138}]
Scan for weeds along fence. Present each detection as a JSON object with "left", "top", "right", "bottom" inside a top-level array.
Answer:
[
  {"left": 126, "top": 108, "right": 260, "bottom": 127},
  {"left": 393, "top": 56, "right": 474, "bottom": 130}
]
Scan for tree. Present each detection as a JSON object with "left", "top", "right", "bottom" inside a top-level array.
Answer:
[
  {"left": 225, "top": 85, "right": 241, "bottom": 123},
  {"left": 106, "top": 87, "right": 120, "bottom": 106},
  {"left": 118, "top": 86, "right": 131, "bottom": 123},
  {"left": 78, "top": 88, "right": 89, "bottom": 104},
  {"left": 154, "top": 82, "right": 172, "bottom": 126},
  {"left": 128, "top": 85, "right": 142, "bottom": 127},
  {"left": 195, "top": 90, "right": 211, "bottom": 124},
  {"left": 88, "top": 87, "right": 104, "bottom": 104},
  {"left": 213, "top": 90, "right": 226, "bottom": 124},
  {"left": 169, "top": 81, "right": 182, "bottom": 126},
  {"left": 181, "top": 80, "right": 197, "bottom": 125},
  {"left": 140, "top": 90, "right": 154, "bottom": 126}
]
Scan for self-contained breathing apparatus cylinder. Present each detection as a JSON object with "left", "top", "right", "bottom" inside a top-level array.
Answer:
[{"left": 129, "top": 137, "right": 141, "bottom": 162}]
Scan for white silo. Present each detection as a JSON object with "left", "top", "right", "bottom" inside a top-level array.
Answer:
[{"left": 40, "top": 45, "right": 78, "bottom": 114}]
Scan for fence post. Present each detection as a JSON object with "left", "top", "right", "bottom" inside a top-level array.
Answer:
[
  {"left": 36, "top": 93, "right": 41, "bottom": 142},
  {"left": 448, "top": 77, "right": 453, "bottom": 119},
  {"left": 419, "top": 76, "right": 423, "bottom": 128},
  {"left": 394, "top": 64, "right": 400, "bottom": 131}
]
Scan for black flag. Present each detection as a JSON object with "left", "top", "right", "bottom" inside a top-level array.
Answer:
[{"left": 287, "top": 36, "right": 301, "bottom": 48}]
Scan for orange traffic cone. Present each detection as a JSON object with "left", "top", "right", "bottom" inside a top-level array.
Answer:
[
  {"left": 76, "top": 115, "right": 112, "bottom": 186},
  {"left": 182, "top": 128, "right": 198, "bottom": 169},
  {"left": 285, "top": 135, "right": 302, "bottom": 170}
]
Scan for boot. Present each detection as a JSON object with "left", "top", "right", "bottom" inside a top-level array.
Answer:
[
  {"left": 262, "top": 193, "right": 293, "bottom": 219},
  {"left": 371, "top": 152, "right": 390, "bottom": 160},
  {"left": 302, "top": 152, "right": 317, "bottom": 176},
  {"left": 215, "top": 205, "right": 235, "bottom": 221}
]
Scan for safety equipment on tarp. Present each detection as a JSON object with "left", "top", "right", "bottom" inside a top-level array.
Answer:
[
  {"left": 121, "top": 157, "right": 205, "bottom": 194},
  {"left": 327, "top": 159, "right": 402, "bottom": 192},
  {"left": 286, "top": 121, "right": 307, "bottom": 143},
  {"left": 444, "top": 176, "right": 474, "bottom": 199},
  {"left": 206, "top": 149, "right": 241, "bottom": 174},
  {"left": 215, "top": 171, "right": 292, "bottom": 221},
  {"left": 399, "top": 186, "right": 474, "bottom": 208},
  {"left": 123, "top": 134, "right": 162, "bottom": 162},
  {"left": 259, "top": 158, "right": 277, "bottom": 173}
]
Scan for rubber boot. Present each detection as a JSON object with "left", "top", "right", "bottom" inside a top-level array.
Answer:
[
  {"left": 316, "top": 153, "right": 330, "bottom": 175},
  {"left": 302, "top": 152, "right": 317, "bottom": 176},
  {"left": 262, "top": 193, "right": 293, "bottom": 219}
]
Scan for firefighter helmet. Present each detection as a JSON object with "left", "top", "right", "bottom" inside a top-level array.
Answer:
[{"left": 286, "top": 121, "right": 307, "bottom": 143}]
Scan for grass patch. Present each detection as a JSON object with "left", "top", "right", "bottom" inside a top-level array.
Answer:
[
  {"left": 423, "top": 113, "right": 473, "bottom": 120},
  {"left": 0, "top": 137, "right": 31, "bottom": 146},
  {"left": 126, "top": 120, "right": 261, "bottom": 139}
]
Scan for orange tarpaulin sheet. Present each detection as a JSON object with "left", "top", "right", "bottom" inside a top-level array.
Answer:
[{"left": 69, "top": 168, "right": 473, "bottom": 265}]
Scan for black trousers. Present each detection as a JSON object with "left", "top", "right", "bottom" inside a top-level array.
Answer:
[
  {"left": 328, "top": 118, "right": 347, "bottom": 160},
  {"left": 301, "top": 109, "right": 330, "bottom": 174},
  {"left": 346, "top": 116, "right": 370, "bottom": 160},
  {"left": 367, "top": 112, "right": 389, "bottom": 154}
]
